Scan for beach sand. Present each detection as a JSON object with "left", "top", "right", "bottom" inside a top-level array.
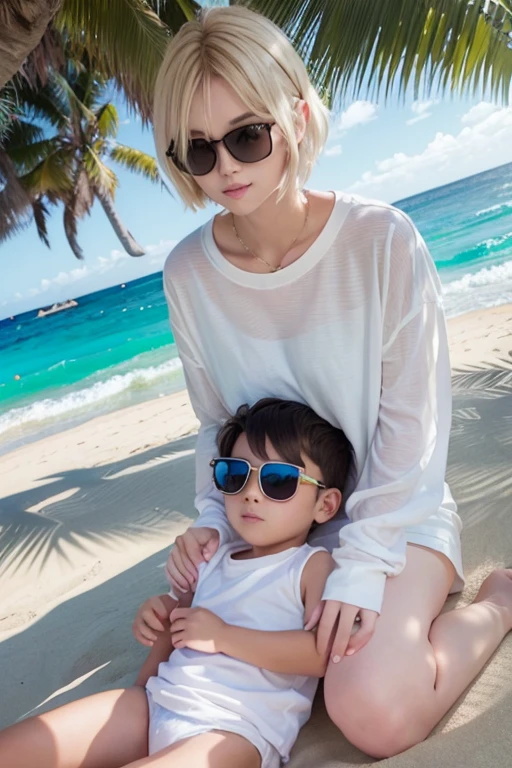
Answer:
[{"left": 1, "top": 304, "right": 511, "bottom": 766}]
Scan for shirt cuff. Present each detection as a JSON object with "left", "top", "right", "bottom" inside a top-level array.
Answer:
[{"left": 321, "top": 562, "right": 388, "bottom": 615}]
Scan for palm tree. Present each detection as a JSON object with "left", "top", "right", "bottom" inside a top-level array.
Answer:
[
  {"left": 2, "top": 59, "right": 165, "bottom": 258},
  {"left": 0, "top": 1, "right": 511, "bottom": 113},
  {"left": 0, "top": 1, "right": 200, "bottom": 118}
]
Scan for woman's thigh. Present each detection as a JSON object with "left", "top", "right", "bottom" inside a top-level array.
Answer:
[
  {"left": 323, "top": 545, "right": 455, "bottom": 749},
  {"left": 0, "top": 686, "right": 149, "bottom": 768}
]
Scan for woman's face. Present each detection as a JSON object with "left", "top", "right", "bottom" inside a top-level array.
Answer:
[{"left": 186, "top": 77, "right": 291, "bottom": 213}]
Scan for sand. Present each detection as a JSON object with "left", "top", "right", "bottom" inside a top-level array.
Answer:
[{"left": 0, "top": 304, "right": 511, "bottom": 766}]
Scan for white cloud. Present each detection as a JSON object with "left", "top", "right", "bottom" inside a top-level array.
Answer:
[
  {"left": 338, "top": 101, "right": 378, "bottom": 132},
  {"left": 406, "top": 99, "right": 438, "bottom": 126},
  {"left": 324, "top": 144, "right": 342, "bottom": 157},
  {"left": 8, "top": 239, "right": 177, "bottom": 313},
  {"left": 349, "top": 102, "right": 512, "bottom": 202},
  {"left": 461, "top": 101, "right": 499, "bottom": 126}
]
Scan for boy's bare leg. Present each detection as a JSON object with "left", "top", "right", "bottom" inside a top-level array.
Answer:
[
  {"left": 124, "top": 730, "right": 262, "bottom": 767},
  {"left": 0, "top": 687, "right": 149, "bottom": 768}
]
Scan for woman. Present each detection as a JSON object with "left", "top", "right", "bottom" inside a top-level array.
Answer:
[{"left": 155, "top": 4, "right": 512, "bottom": 760}]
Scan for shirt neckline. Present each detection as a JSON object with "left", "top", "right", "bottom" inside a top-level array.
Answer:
[
  {"left": 200, "top": 190, "right": 353, "bottom": 289},
  {"left": 224, "top": 543, "right": 306, "bottom": 572}
]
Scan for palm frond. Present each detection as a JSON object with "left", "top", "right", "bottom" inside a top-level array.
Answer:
[
  {"left": 54, "top": 0, "right": 169, "bottom": 119},
  {"left": 0, "top": 149, "right": 32, "bottom": 242},
  {"left": 32, "top": 197, "right": 51, "bottom": 248},
  {"left": 109, "top": 143, "right": 160, "bottom": 183},
  {"left": 150, "top": 0, "right": 201, "bottom": 26},
  {"left": 96, "top": 103, "right": 119, "bottom": 139},
  {"left": 4, "top": 117, "right": 45, "bottom": 149},
  {"left": 7, "top": 137, "right": 61, "bottom": 174},
  {"left": 19, "top": 150, "right": 74, "bottom": 198},
  {"left": 84, "top": 147, "right": 118, "bottom": 197},
  {"left": 247, "top": 0, "right": 512, "bottom": 108}
]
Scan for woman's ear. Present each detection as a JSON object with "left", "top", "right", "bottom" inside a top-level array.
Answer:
[
  {"left": 314, "top": 487, "right": 342, "bottom": 524},
  {"left": 295, "top": 99, "right": 310, "bottom": 144}
]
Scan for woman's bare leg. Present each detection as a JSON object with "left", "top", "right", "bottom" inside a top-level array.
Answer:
[
  {"left": 324, "top": 544, "right": 512, "bottom": 758},
  {"left": 124, "top": 730, "right": 261, "bottom": 768},
  {"left": 0, "top": 687, "right": 149, "bottom": 768}
]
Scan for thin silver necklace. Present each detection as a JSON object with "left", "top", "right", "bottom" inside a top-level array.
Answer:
[{"left": 231, "top": 190, "right": 310, "bottom": 273}]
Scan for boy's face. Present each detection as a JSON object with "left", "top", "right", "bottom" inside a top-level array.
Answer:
[{"left": 223, "top": 432, "right": 340, "bottom": 552}]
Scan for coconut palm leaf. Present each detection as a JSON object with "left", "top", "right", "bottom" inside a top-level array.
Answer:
[
  {"left": 0, "top": 150, "right": 32, "bottom": 241},
  {"left": 246, "top": 0, "right": 512, "bottom": 107},
  {"left": 83, "top": 147, "right": 118, "bottom": 197},
  {"left": 96, "top": 103, "right": 119, "bottom": 139},
  {"left": 7, "top": 137, "right": 61, "bottom": 174},
  {"left": 32, "top": 197, "right": 51, "bottom": 248},
  {"left": 19, "top": 150, "right": 74, "bottom": 198},
  {"left": 109, "top": 144, "right": 160, "bottom": 183},
  {"left": 54, "top": 0, "right": 170, "bottom": 119}
]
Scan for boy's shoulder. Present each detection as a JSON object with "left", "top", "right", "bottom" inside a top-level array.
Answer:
[{"left": 300, "top": 548, "right": 335, "bottom": 603}]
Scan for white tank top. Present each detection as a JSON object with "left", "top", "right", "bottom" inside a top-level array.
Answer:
[{"left": 146, "top": 541, "right": 326, "bottom": 761}]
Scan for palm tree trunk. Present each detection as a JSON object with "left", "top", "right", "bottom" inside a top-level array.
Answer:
[
  {"left": 0, "top": 0, "right": 61, "bottom": 88},
  {"left": 95, "top": 188, "right": 145, "bottom": 257}
]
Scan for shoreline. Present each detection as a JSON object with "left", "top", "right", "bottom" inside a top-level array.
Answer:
[{"left": 1, "top": 303, "right": 511, "bottom": 462}]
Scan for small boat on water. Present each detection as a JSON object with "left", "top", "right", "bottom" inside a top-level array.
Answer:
[{"left": 37, "top": 299, "right": 78, "bottom": 318}]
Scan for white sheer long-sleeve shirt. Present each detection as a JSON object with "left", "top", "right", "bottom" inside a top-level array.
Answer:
[{"left": 162, "top": 192, "right": 458, "bottom": 615}]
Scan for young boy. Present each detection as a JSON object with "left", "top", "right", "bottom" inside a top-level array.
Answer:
[{"left": 0, "top": 398, "right": 353, "bottom": 768}]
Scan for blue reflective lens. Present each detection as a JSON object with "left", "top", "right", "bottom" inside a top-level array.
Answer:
[
  {"left": 213, "top": 459, "right": 250, "bottom": 494},
  {"left": 260, "top": 463, "right": 300, "bottom": 500}
]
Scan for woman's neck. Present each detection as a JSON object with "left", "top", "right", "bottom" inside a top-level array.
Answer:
[{"left": 231, "top": 187, "right": 309, "bottom": 267}]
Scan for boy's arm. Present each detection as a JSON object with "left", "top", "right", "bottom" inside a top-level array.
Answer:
[
  {"left": 170, "top": 551, "right": 334, "bottom": 677},
  {"left": 134, "top": 591, "right": 192, "bottom": 687},
  {"left": 219, "top": 551, "right": 335, "bottom": 677}
]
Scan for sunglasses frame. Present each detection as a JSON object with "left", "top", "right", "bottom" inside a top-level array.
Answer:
[
  {"left": 210, "top": 457, "right": 326, "bottom": 503},
  {"left": 166, "top": 122, "right": 276, "bottom": 176}
]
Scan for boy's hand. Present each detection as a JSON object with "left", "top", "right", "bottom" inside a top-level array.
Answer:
[
  {"left": 166, "top": 527, "right": 220, "bottom": 594},
  {"left": 132, "top": 595, "right": 174, "bottom": 647},
  {"left": 170, "top": 606, "right": 226, "bottom": 653}
]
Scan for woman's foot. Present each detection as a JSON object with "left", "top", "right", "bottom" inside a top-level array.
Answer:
[{"left": 474, "top": 568, "right": 512, "bottom": 632}]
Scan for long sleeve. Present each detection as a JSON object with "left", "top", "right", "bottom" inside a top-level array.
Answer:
[
  {"left": 322, "top": 212, "right": 455, "bottom": 614},
  {"left": 163, "top": 269, "right": 239, "bottom": 546}
]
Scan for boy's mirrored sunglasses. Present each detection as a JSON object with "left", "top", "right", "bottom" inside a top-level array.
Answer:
[
  {"left": 210, "top": 457, "right": 326, "bottom": 503},
  {"left": 166, "top": 123, "right": 275, "bottom": 176}
]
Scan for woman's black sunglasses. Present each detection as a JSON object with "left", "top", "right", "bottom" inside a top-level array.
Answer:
[
  {"left": 210, "top": 457, "right": 326, "bottom": 503},
  {"left": 166, "top": 123, "right": 275, "bottom": 176}
]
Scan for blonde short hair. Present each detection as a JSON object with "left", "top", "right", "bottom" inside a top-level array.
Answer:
[{"left": 153, "top": 5, "right": 330, "bottom": 211}]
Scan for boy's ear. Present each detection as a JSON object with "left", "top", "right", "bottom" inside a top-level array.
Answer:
[{"left": 314, "top": 487, "right": 342, "bottom": 524}]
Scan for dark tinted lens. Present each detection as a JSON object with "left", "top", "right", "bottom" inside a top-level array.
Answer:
[
  {"left": 224, "top": 124, "right": 272, "bottom": 164},
  {"left": 213, "top": 459, "right": 250, "bottom": 494},
  {"left": 187, "top": 139, "right": 217, "bottom": 175},
  {"left": 260, "top": 463, "right": 300, "bottom": 501}
]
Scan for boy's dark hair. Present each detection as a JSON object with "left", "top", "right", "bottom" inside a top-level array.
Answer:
[{"left": 216, "top": 398, "right": 353, "bottom": 493}]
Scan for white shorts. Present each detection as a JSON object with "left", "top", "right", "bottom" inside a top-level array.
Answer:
[{"left": 146, "top": 691, "right": 281, "bottom": 768}]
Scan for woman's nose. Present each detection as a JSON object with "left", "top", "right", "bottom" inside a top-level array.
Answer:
[{"left": 216, "top": 142, "right": 241, "bottom": 175}]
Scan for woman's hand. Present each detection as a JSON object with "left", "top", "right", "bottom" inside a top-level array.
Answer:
[
  {"left": 305, "top": 600, "right": 378, "bottom": 661},
  {"left": 170, "top": 606, "right": 226, "bottom": 653},
  {"left": 165, "top": 526, "right": 220, "bottom": 594}
]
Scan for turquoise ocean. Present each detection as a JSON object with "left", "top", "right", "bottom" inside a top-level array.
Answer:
[{"left": 1, "top": 161, "right": 511, "bottom": 455}]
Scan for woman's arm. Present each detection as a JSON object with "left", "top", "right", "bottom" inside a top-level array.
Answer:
[
  {"left": 323, "top": 210, "right": 455, "bottom": 616},
  {"left": 163, "top": 260, "right": 238, "bottom": 547}
]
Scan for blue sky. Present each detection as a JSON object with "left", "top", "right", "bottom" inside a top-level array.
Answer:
[{"left": 1, "top": 73, "right": 511, "bottom": 320}]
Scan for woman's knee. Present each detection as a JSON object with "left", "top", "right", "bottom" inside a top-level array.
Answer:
[{"left": 324, "top": 671, "right": 430, "bottom": 759}]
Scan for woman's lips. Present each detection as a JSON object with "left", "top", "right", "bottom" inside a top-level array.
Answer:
[{"left": 223, "top": 184, "right": 251, "bottom": 199}]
